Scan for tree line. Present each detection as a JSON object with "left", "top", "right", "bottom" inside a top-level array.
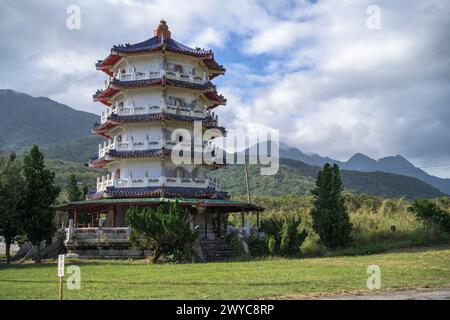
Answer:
[{"left": 0, "top": 145, "right": 60, "bottom": 263}]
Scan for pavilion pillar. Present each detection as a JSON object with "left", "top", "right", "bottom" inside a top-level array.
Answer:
[
  {"left": 204, "top": 212, "right": 208, "bottom": 240},
  {"left": 73, "top": 208, "right": 78, "bottom": 228},
  {"left": 241, "top": 209, "right": 245, "bottom": 228},
  {"left": 112, "top": 205, "right": 116, "bottom": 227},
  {"left": 217, "top": 212, "right": 221, "bottom": 238}
]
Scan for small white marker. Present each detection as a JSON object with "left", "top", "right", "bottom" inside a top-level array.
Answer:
[{"left": 58, "top": 254, "right": 65, "bottom": 300}]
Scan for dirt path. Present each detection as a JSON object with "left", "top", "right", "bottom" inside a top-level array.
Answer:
[{"left": 274, "top": 286, "right": 450, "bottom": 300}]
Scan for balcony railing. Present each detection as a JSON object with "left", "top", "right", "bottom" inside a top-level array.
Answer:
[
  {"left": 115, "top": 69, "right": 208, "bottom": 84},
  {"left": 100, "top": 102, "right": 209, "bottom": 124},
  {"left": 96, "top": 175, "right": 220, "bottom": 193},
  {"left": 97, "top": 138, "right": 203, "bottom": 158},
  {"left": 66, "top": 227, "right": 130, "bottom": 243}
]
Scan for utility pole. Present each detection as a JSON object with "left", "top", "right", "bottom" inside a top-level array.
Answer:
[
  {"left": 244, "top": 163, "right": 251, "bottom": 203},
  {"left": 245, "top": 163, "right": 260, "bottom": 229}
]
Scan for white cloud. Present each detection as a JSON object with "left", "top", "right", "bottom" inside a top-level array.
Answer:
[{"left": 1, "top": 0, "right": 450, "bottom": 177}]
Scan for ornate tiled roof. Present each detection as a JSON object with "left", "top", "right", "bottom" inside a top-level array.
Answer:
[
  {"left": 92, "top": 112, "right": 225, "bottom": 135},
  {"left": 103, "top": 186, "right": 229, "bottom": 199},
  {"left": 108, "top": 148, "right": 171, "bottom": 159},
  {"left": 89, "top": 157, "right": 112, "bottom": 167},
  {"left": 95, "top": 21, "right": 225, "bottom": 77},
  {"left": 107, "top": 78, "right": 214, "bottom": 90},
  {"left": 93, "top": 77, "right": 225, "bottom": 106},
  {"left": 113, "top": 37, "right": 211, "bottom": 57}
]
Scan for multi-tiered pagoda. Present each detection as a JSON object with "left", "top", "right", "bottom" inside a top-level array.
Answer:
[{"left": 59, "top": 21, "right": 262, "bottom": 258}]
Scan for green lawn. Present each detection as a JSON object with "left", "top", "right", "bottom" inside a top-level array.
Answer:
[{"left": 0, "top": 248, "right": 449, "bottom": 299}]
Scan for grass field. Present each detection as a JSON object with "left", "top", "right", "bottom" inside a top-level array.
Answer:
[{"left": 0, "top": 247, "right": 449, "bottom": 299}]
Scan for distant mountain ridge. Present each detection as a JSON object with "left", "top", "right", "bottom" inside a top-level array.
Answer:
[{"left": 279, "top": 143, "right": 450, "bottom": 195}]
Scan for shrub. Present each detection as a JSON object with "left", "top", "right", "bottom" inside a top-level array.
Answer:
[
  {"left": 260, "top": 215, "right": 307, "bottom": 257},
  {"left": 126, "top": 202, "right": 198, "bottom": 263},
  {"left": 409, "top": 200, "right": 450, "bottom": 233},
  {"left": 280, "top": 216, "right": 307, "bottom": 257}
]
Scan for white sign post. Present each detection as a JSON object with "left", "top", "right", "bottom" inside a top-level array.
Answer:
[{"left": 58, "top": 254, "right": 65, "bottom": 300}]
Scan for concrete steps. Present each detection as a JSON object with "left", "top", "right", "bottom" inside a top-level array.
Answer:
[{"left": 200, "top": 239, "right": 235, "bottom": 262}]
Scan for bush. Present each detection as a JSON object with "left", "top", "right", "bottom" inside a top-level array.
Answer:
[
  {"left": 280, "top": 216, "right": 307, "bottom": 257},
  {"left": 126, "top": 202, "right": 198, "bottom": 263},
  {"left": 260, "top": 215, "right": 307, "bottom": 257},
  {"left": 409, "top": 200, "right": 450, "bottom": 233}
]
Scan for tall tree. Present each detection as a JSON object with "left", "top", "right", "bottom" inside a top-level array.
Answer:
[
  {"left": 21, "top": 145, "right": 60, "bottom": 263},
  {"left": 0, "top": 153, "right": 25, "bottom": 263},
  {"left": 310, "top": 163, "right": 352, "bottom": 249},
  {"left": 66, "top": 174, "right": 81, "bottom": 202}
]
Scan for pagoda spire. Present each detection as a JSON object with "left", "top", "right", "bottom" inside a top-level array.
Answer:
[{"left": 154, "top": 20, "right": 171, "bottom": 40}]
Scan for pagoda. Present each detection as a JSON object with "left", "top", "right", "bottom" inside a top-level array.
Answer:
[{"left": 58, "top": 21, "right": 262, "bottom": 259}]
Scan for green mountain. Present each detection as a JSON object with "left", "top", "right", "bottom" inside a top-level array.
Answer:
[
  {"left": 210, "top": 158, "right": 444, "bottom": 199},
  {"left": 0, "top": 89, "right": 101, "bottom": 162}
]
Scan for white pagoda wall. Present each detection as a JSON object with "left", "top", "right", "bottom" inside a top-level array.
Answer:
[
  {"left": 112, "top": 88, "right": 163, "bottom": 107},
  {"left": 108, "top": 158, "right": 162, "bottom": 179},
  {"left": 111, "top": 54, "right": 208, "bottom": 78},
  {"left": 112, "top": 55, "right": 162, "bottom": 75},
  {"left": 111, "top": 123, "right": 162, "bottom": 143}
]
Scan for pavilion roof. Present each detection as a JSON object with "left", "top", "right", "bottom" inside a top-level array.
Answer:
[{"left": 56, "top": 196, "right": 264, "bottom": 213}]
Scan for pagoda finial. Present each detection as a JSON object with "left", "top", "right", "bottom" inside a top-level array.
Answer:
[{"left": 154, "top": 20, "right": 171, "bottom": 39}]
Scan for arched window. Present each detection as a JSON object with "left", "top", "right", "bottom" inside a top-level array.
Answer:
[
  {"left": 115, "top": 169, "right": 121, "bottom": 179},
  {"left": 174, "top": 64, "right": 183, "bottom": 73},
  {"left": 176, "top": 167, "right": 189, "bottom": 179},
  {"left": 117, "top": 135, "right": 122, "bottom": 142},
  {"left": 175, "top": 98, "right": 184, "bottom": 107}
]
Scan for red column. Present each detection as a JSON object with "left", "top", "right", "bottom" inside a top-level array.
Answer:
[{"left": 73, "top": 208, "right": 78, "bottom": 227}]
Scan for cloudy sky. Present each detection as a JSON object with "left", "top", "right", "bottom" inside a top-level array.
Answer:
[{"left": 1, "top": 0, "right": 450, "bottom": 177}]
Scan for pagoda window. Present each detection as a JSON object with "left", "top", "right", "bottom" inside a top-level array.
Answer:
[
  {"left": 165, "top": 166, "right": 176, "bottom": 178},
  {"left": 192, "top": 167, "right": 207, "bottom": 181},
  {"left": 167, "top": 63, "right": 184, "bottom": 74},
  {"left": 174, "top": 65, "right": 183, "bottom": 73},
  {"left": 117, "top": 135, "right": 122, "bottom": 142},
  {"left": 167, "top": 96, "right": 185, "bottom": 107},
  {"left": 176, "top": 167, "right": 189, "bottom": 179},
  {"left": 115, "top": 169, "right": 121, "bottom": 179}
]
